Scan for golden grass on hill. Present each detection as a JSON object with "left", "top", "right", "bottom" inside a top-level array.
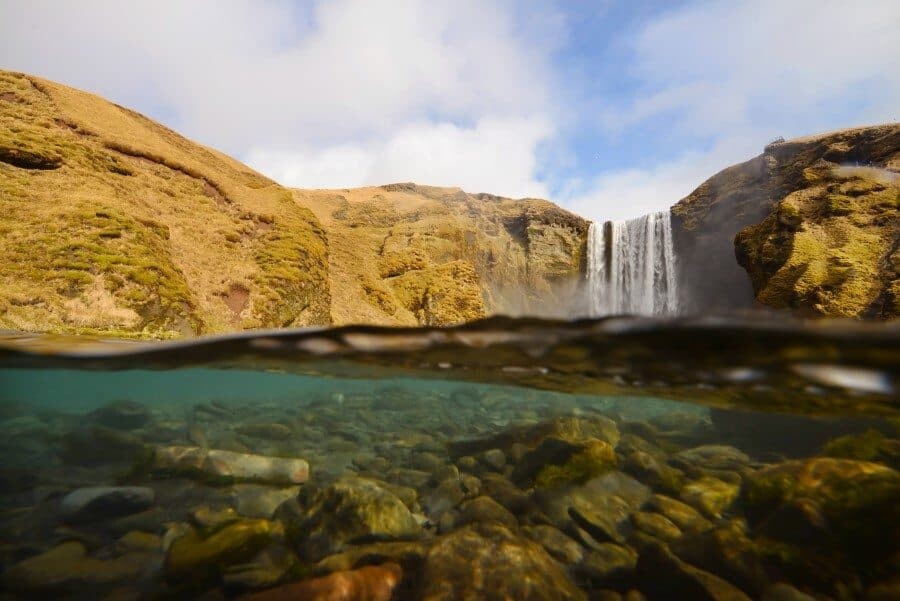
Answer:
[
  {"left": 0, "top": 71, "right": 589, "bottom": 336},
  {"left": 293, "top": 184, "right": 589, "bottom": 326},
  {"left": 0, "top": 70, "right": 330, "bottom": 337}
]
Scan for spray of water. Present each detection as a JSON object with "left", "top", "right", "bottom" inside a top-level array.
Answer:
[{"left": 587, "top": 211, "right": 679, "bottom": 316}]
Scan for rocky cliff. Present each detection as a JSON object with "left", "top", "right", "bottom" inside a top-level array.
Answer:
[
  {"left": 293, "top": 184, "right": 588, "bottom": 326},
  {"left": 0, "top": 71, "right": 588, "bottom": 337},
  {"left": 673, "top": 124, "right": 899, "bottom": 318}
]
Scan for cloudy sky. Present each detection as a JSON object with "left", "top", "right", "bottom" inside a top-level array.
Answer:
[{"left": 2, "top": 0, "right": 898, "bottom": 221}]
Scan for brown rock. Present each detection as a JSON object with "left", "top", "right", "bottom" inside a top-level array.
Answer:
[
  {"left": 237, "top": 562, "right": 402, "bottom": 601},
  {"left": 421, "top": 522, "right": 586, "bottom": 600}
]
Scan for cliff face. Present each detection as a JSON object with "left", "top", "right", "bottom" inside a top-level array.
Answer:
[
  {"left": 673, "top": 124, "right": 899, "bottom": 318},
  {"left": 293, "top": 184, "right": 589, "bottom": 326},
  {"left": 0, "top": 71, "right": 588, "bottom": 336}
]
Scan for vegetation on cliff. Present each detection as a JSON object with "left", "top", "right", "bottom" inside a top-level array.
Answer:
[
  {"left": 675, "top": 124, "right": 899, "bottom": 319},
  {"left": 0, "top": 70, "right": 331, "bottom": 337},
  {"left": 293, "top": 184, "right": 588, "bottom": 326},
  {"left": 0, "top": 71, "right": 588, "bottom": 336}
]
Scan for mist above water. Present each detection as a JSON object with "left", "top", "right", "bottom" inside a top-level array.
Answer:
[{"left": 587, "top": 210, "right": 679, "bottom": 316}]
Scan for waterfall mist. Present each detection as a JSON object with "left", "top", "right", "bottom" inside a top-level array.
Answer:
[{"left": 587, "top": 211, "right": 678, "bottom": 316}]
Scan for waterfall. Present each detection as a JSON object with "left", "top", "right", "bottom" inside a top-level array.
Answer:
[{"left": 587, "top": 210, "right": 678, "bottom": 316}]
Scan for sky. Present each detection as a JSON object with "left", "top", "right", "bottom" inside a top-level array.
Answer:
[{"left": 1, "top": 0, "right": 898, "bottom": 221}]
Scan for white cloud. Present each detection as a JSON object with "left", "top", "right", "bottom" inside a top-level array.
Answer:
[
  {"left": 246, "top": 116, "right": 552, "bottom": 198},
  {"left": 0, "top": 0, "right": 554, "bottom": 154},
  {"left": 567, "top": 134, "right": 763, "bottom": 222},
  {"left": 569, "top": 0, "right": 900, "bottom": 221}
]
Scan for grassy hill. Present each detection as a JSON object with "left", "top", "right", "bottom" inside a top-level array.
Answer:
[{"left": 0, "top": 71, "right": 588, "bottom": 337}]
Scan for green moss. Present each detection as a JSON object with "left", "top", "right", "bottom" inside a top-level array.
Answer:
[
  {"left": 736, "top": 172, "right": 898, "bottom": 318},
  {"left": 535, "top": 440, "right": 617, "bottom": 488},
  {"left": 822, "top": 429, "right": 888, "bottom": 461},
  {"left": 252, "top": 193, "right": 331, "bottom": 327}
]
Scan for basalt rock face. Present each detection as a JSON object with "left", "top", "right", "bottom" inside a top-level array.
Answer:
[
  {"left": 673, "top": 124, "right": 899, "bottom": 318},
  {"left": 0, "top": 71, "right": 588, "bottom": 336}
]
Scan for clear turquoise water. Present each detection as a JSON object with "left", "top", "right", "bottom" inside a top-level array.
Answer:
[{"left": 0, "top": 316, "right": 897, "bottom": 600}]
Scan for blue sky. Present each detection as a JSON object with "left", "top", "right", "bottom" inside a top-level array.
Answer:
[{"left": 2, "top": 0, "right": 898, "bottom": 220}]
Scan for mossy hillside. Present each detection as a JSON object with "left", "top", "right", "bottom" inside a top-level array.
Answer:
[
  {"left": 735, "top": 164, "right": 898, "bottom": 318},
  {"left": 674, "top": 124, "right": 899, "bottom": 317},
  {"left": 294, "top": 184, "right": 589, "bottom": 327},
  {"left": 0, "top": 70, "right": 331, "bottom": 336}
]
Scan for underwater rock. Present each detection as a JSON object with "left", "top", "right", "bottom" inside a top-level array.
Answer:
[
  {"left": 743, "top": 458, "right": 900, "bottom": 568},
  {"left": 646, "top": 494, "right": 713, "bottom": 534},
  {"left": 280, "top": 476, "right": 422, "bottom": 562},
  {"left": 165, "top": 519, "right": 285, "bottom": 584},
  {"left": 679, "top": 476, "right": 740, "bottom": 519},
  {"left": 420, "top": 522, "right": 586, "bottom": 601},
  {"left": 1, "top": 540, "right": 153, "bottom": 597},
  {"left": 422, "top": 475, "right": 471, "bottom": 517},
  {"left": 630, "top": 511, "right": 682, "bottom": 543},
  {"left": 672, "top": 445, "right": 751, "bottom": 473},
  {"left": 536, "top": 471, "right": 651, "bottom": 545},
  {"left": 222, "top": 543, "right": 300, "bottom": 593},
  {"left": 150, "top": 445, "right": 309, "bottom": 485},
  {"left": 448, "top": 415, "right": 620, "bottom": 458},
  {"left": 481, "top": 448, "right": 507, "bottom": 471},
  {"left": 574, "top": 543, "right": 638, "bottom": 590},
  {"left": 115, "top": 530, "right": 163, "bottom": 554},
  {"left": 237, "top": 562, "right": 402, "bottom": 601},
  {"left": 637, "top": 542, "right": 753, "bottom": 601},
  {"left": 671, "top": 520, "right": 770, "bottom": 597},
  {"left": 821, "top": 429, "right": 900, "bottom": 469},
  {"left": 191, "top": 506, "right": 241, "bottom": 531},
  {"left": 479, "top": 473, "right": 533, "bottom": 514},
  {"left": 512, "top": 437, "right": 617, "bottom": 488},
  {"left": 61, "top": 425, "right": 147, "bottom": 467},
  {"left": 522, "top": 525, "right": 585, "bottom": 564},
  {"left": 60, "top": 485, "right": 155, "bottom": 524},
  {"left": 456, "top": 495, "right": 518, "bottom": 529},
  {"left": 312, "top": 541, "right": 427, "bottom": 576},
  {"left": 235, "top": 422, "right": 292, "bottom": 441},
  {"left": 761, "top": 583, "right": 818, "bottom": 601},
  {"left": 622, "top": 449, "right": 685, "bottom": 495},
  {"left": 230, "top": 484, "right": 300, "bottom": 519},
  {"left": 87, "top": 400, "right": 151, "bottom": 430}
]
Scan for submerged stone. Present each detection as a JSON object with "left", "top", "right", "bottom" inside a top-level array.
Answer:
[
  {"left": 61, "top": 425, "right": 147, "bottom": 467},
  {"left": 236, "top": 562, "right": 402, "bottom": 601},
  {"left": 87, "top": 400, "right": 151, "bottom": 430},
  {"left": 457, "top": 495, "right": 518, "bottom": 529},
  {"left": 522, "top": 525, "right": 585, "bottom": 565},
  {"left": 680, "top": 476, "right": 740, "bottom": 519},
  {"left": 575, "top": 542, "right": 638, "bottom": 590},
  {"left": 165, "top": 519, "right": 285, "bottom": 584},
  {"left": 420, "top": 522, "right": 586, "bottom": 600},
  {"left": 60, "top": 485, "right": 155, "bottom": 524},
  {"left": 513, "top": 437, "right": 617, "bottom": 489},
  {"left": 637, "top": 542, "right": 753, "bottom": 601},
  {"left": 1, "top": 541, "right": 153, "bottom": 597},
  {"left": 235, "top": 422, "right": 293, "bottom": 441},
  {"left": 536, "top": 471, "right": 651, "bottom": 545},
  {"left": 280, "top": 476, "right": 422, "bottom": 562},
  {"left": 150, "top": 445, "right": 309, "bottom": 485},
  {"left": 448, "top": 415, "right": 620, "bottom": 458},
  {"left": 743, "top": 458, "right": 900, "bottom": 569},
  {"left": 646, "top": 493, "right": 713, "bottom": 534}
]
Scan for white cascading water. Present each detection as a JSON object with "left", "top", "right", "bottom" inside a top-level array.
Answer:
[{"left": 587, "top": 210, "right": 679, "bottom": 316}]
